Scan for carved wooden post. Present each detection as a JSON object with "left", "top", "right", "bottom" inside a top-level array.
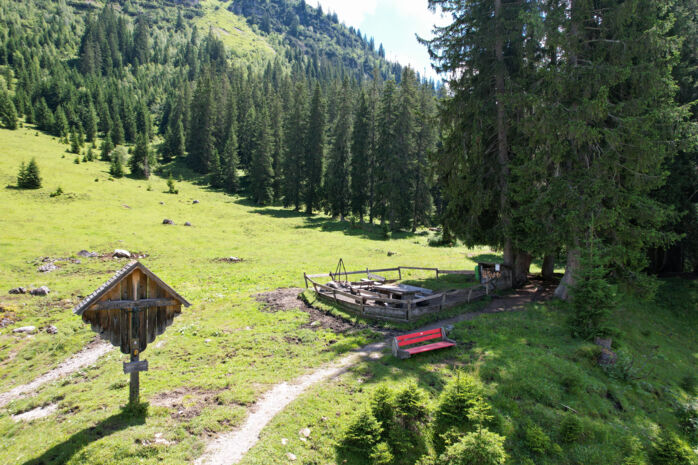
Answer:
[{"left": 130, "top": 273, "right": 140, "bottom": 405}]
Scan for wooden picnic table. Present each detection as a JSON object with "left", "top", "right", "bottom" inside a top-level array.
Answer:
[{"left": 373, "top": 284, "right": 433, "bottom": 303}]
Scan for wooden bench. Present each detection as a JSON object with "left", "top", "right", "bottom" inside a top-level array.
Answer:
[{"left": 392, "top": 327, "right": 456, "bottom": 359}]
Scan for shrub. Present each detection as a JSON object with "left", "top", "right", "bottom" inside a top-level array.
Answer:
[
  {"left": 109, "top": 147, "right": 126, "bottom": 178},
  {"left": 676, "top": 401, "right": 698, "bottom": 441},
  {"left": 341, "top": 410, "right": 383, "bottom": 457},
  {"left": 680, "top": 375, "right": 697, "bottom": 395},
  {"left": 393, "top": 383, "right": 429, "bottom": 431},
  {"left": 523, "top": 422, "right": 552, "bottom": 455},
  {"left": 559, "top": 414, "right": 583, "bottom": 443},
  {"left": 73, "top": 156, "right": 80, "bottom": 164},
  {"left": 370, "top": 442, "right": 393, "bottom": 465},
  {"left": 371, "top": 385, "right": 395, "bottom": 426},
  {"left": 438, "top": 429, "right": 507, "bottom": 465},
  {"left": 49, "top": 187, "right": 63, "bottom": 198},
  {"left": 649, "top": 431, "right": 696, "bottom": 465},
  {"left": 166, "top": 174, "right": 178, "bottom": 194},
  {"left": 433, "top": 373, "right": 491, "bottom": 453},
  {"left": 17, "top": 158, "right": 42, "bottom": 189}
]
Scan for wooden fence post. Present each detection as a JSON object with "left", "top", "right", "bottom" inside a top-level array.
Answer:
[
  {"left": 303, "top": 273, "right": 308, "bottom": 289},
  {"left": 398, "top": 267, "right": 402, "bottom": 280}
]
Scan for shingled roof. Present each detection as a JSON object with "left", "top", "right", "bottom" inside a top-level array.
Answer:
[{"left": 73, "top": 261, "right": 191, "bottom": 316}]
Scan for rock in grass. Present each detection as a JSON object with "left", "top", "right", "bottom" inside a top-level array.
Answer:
[
  {"left": 281, "top": 438, "right": 288, "bottom": 445},
  {"left": 192, "top": 200, "right": 200, "bottom": 204},
  {"left": 13, "top": 326, "right": 36, "bottom": 334},
  {"left": 162, "top": 219, "right": 174, "bottom": 225},
  {"left": 184, "top": 222, "right": 192, "bottom": 227},
  {"left": 9, "top": 287, "right": 27, "bottom": 294},
  {"left": 387, "top": 251, "right": 397, "bottom": 256},
  {"left": 45, "top": 325, "right": 58, "bottom": 334},
  {"left": 300, "top": 427, "right": 311, "bottom": 438},
  {"left": 30, "top": 286, "right": 50, "bottom": 296},
  {"left": 0, "top": 318, "right": 14, "bottom": 328},
  {"left": 113, "top": 249, "right": 131, "bottom": 258},
  {"left": 77, "top": 250, "right": 98, "bottom": 258},
  {"left": 286, "top": 453, "right": 297, "bottom": 461},
  {"left": 37, "top": 263, "right": 58, "bottom": 273}
]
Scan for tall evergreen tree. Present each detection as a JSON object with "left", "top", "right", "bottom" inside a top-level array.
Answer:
[
  {"left": 0, "top": 88, "right": 17, "bottom": 130},
  {"left": 221, "top": 121, "right": 240, "bottom": 194},
  {"left": 324, "top": 79, "right": 352, "bottom": 220},
  {"left": 282, "top": 82, "right": 307, "bottom": 209},
  {"left": 375, "top": 80, "right": 399, "bottom": 224},
  {"left": 188, "top": 71, "right": 215, "bottom": 173},
  {"left": 250, "top": 106, "right": 274, "bottom": 205},
  {"left": 304, "top": 84, "right": 325, "bottom": 214},
  {"left": 350, "top": 89, "right": 371, "bottom": 221}
]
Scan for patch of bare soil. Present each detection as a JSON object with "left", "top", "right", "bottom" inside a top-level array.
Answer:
[
  {"left": 151, "top": 387, "right": 223, "bottom": 420},
  {"left": 255, "top": 288, "right": 357, "bottom": 333},
  {"left": 483, "top": 277, "right": 556, "bottom": 313},
  {"left": 213, "top": 257, "right": 244, "bottom": 263}
]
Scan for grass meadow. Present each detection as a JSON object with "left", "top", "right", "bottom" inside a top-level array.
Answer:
[{"left": 0, "top": 126, "right": 695, "bottom": 465}]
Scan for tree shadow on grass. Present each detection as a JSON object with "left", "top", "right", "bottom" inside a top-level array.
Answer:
[
  {"left": 297, "top": 217, "right": 419, "bottom": 241},
  {"left": 468, "top": 253, "right": 503, "bottom": 264},
  {"left": 21, "top": 403, "right": 148, "bottom": 465}
]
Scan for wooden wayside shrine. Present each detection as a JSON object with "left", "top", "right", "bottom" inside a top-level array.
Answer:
[{"left": 73, "top": 260, "right": 191, "bottom": 404}]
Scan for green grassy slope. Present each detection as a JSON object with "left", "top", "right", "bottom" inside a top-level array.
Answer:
[
  {"left": 241, "top": 281, "right": 698, "bottom": 465},
  {"left": 0, "top": 126, "right": 487, "bottom": 464}
]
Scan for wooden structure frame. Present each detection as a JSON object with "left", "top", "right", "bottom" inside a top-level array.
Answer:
[
  {"left": 303, "top": 265, "right": 495, "bottom": 322},
  {"left": 73, "top": 261, "right": 190, "bottom": 404}
]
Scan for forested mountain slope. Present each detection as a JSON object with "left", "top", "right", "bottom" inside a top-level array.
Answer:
[{"left": 0, "top": 0, "right": 439, "bottom": 230}]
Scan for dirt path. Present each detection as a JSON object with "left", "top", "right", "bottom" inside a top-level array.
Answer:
[
  {"left": 198, "top": 281, "right": 553, "bottom": 465},
  {"left": 0, "top": 338, "right": 112, "bottom": 408}
]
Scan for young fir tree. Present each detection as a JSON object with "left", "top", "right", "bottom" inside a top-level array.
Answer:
[
  {"left": 110, "top": 147, "right": 126, "bottom": 178},
  {"left": 17, "top": 158, "right": 41, "bottom": 189},
  {"left": 111, "top": 114, "right": 125, "bottom": 145},
  {"left": 129, "top": 132, "right": 154, "bottom": 179},
  {"left": 324, "top": 79, "right": 352, "bottom": 220},
  {"left": 282, "top": 82, "right": 307, "bottom": 210},
  {"left": 250, "top": 107, "right": 274, "bottom": 205},
  {"left": 100, "top": 133, "right": 114, "bottom": 161},
  {"left": 0, "top": 88, "right": 18, "bottom": 130},
  {"left": 350, "top": 89, "right": 371, "bottom": 222},
  {"left": 70, "top": 130, "right": 81, "bottom": 154},
  {"left": 304, "top": 83, "right": 325, "bottom": 214}
]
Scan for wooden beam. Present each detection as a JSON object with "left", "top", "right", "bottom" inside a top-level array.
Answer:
[{"left": 91, "top": 298, "right": 178, "bottom": 311}]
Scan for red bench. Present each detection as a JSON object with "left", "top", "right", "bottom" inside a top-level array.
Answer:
[{"left": 392, "top": 327, "right": 456, "bottom": 359}]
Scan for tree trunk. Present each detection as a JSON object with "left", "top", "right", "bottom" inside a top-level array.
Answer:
[
  {"left": 512, "top": 251, "right": 532, "bottom": 288},
  {"left": 554, "top": 248, "right": 580, "bottom": 300},
  {"left": 542, "top": 254, "right": 555, "bottom": 280}
]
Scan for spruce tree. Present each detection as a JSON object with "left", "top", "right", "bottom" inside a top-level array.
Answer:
[
  {"left": 54, "top": 106, "right": 69, "bottom": 137},
  {"left": 324, "top": 79, "right": 352, "bottom": 220},
  {"left": 304, "top": 84, "right": 325, "bottom": 214},
  {"left": 84, "top": 102, "right": 98, "bottom": 142},
  {"left": 282, "top": 82, "right": 307, "bottom": 209},
  {"left": 129, "top": 132, "right": 154, "bottom": 179},
  {"left": 100, "top": 134, "right": 113, "bottom": 161},
  {"left": 350, "top": 89, "right": 371, "bottom": 221},
  {"left": 375, "top": 80, "right": 399, "bottom": 225},
  {"left": 411, "top": 84, "right": 436, "bottom": 231},
  {"left": 250, "top": 107, "right": 274, "bottom": 205},
  {"left": 221, "top": 123, "right": 240, "bottom": 194},
  {"left": 0, "top": 88, "right": 18, "bottom": 130},
  {"left": 17, "top": 158, "right": 41, "bottom": 189},
  {"left": 188, "top": 71, "right": 215, "bottom": 173}
]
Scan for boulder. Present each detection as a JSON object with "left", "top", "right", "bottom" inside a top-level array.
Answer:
[
  {"left": 77, "top": 250, "right": 98, "bottom": 258},
  {"left": 0, "top": 318, "right": 14, "bottom": 328},
  {"left": 13, "top": 326, "right": 36, "bottom": 334},
  {"left": 286, "top": 453, "right": 297, "bottom": 461},
  {"left": 38, "top": 263, "right": 58, "bottom": 273},
  {"left": 159, "top": 201, "right": 165, "bottom": 205},
  {"left": 192, "top": 200, "right": 200, "bottom": 204},
  {"left": 45, "top": 325, "right": 58, "bottom": 334},
  {"left": 387, "top": 251, "right": 397, "bottom": 256},
  {"left": 184, "top": 222, "right": 192, "bottom": 227},
  {"left": 9, "top": 287, "right": 27, "bottom": 295},
  {"left": 162, "top": 219, "right": 174, "bottom": 225},
  {"left": 113, "top": 249, "right": 131, "bottom": 258},
  {"left": 30, "top": 286, "right": 50, "bottom": 296},
  {"left": 299, "top": 427, "right": 311, "bottom": 438}
]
